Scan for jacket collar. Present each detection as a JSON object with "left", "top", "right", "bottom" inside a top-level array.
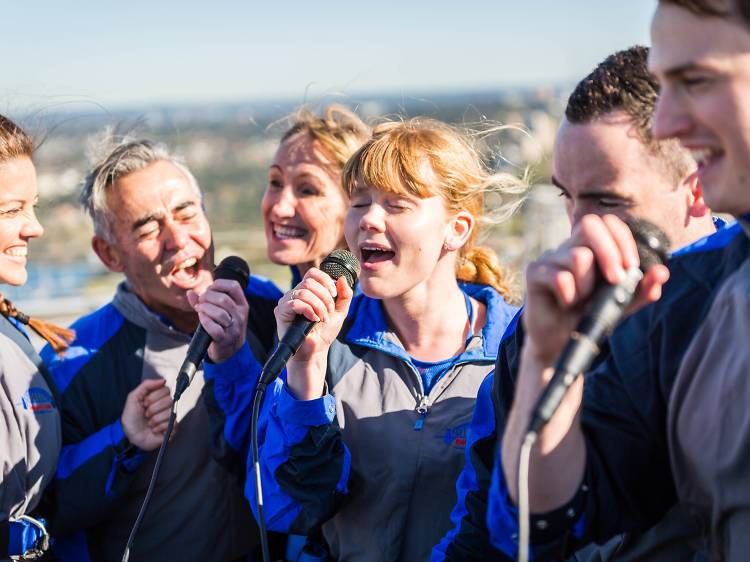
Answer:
[
  {"left": 112, "top": 282, "right": 192, "bottom": 341},
  {"left": 344, "top": 283, "right": 517, "bottom": 363}
]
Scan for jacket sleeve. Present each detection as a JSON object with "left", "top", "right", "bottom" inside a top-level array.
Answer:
[
  {"left": 431, "top": 373, "right": 512, "bottom": 562},
  {"left": 246, "top": 378, "right": 351, "bottom": 535},
  {"left": 203, "top": 341, "right": 264, "bottom": 464},
  {"left": 40, "top": 342, "right": 147, "bottom": 536},
  {"left": 487, "top": 304, "right": 677, "bottom": 560},
  {"left": 49, "top": 415, "right": 147, "bottom": 535}
]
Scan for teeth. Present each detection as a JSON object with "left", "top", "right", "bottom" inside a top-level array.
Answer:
[
  {"left": 4, "top": 247, "right": 27, "bottom": 257},
  {"left": 274, "top": 224, "right": 305, "bottom": 238},
  {"left": 690, "top": 148, "right": 716, "bottom": 166},
  {"left": 176, "top": 257, "right": 197, "bottom": 270},
  {"left": 362, "top": 245, "right": 389, "bottom": 252}
]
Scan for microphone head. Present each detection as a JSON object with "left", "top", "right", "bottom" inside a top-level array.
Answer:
[
  {"left": 214, "top": 256, "right": 250, "bottom": 290},
  {"left": 320, "top": 249, "right": 360, "bottom": 289},
  {"left": 626, "top": 218, "right": 671, "bottom": 270}
]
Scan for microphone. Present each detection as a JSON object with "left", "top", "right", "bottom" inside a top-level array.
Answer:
[
  {"left": 257, "top": 249, "right": 360, "bottom": 390},
  {"left": 174, "top": 255, "right": 250, "bottom": 401},
  {"left": 527, "top": 219, "right": 670, "bottom": 434}
]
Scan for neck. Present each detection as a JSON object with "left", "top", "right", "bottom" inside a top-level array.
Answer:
[
  {"left": 382, "top": 271, "right": 470, "bottom": 362},
  {"left": 139, "top": 296, "right": 200, "bottom": 334},
  {"left": 673, "top": 214, "right": 720, "bottom": 250}
]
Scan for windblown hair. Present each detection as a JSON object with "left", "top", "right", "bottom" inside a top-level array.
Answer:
[
  {"left": 342, "top": 118, "right": 526, "bottom": 300},
  {"left": 281, "top": 105, "right": 371, "bottom": 173},
  {"left": 0, "top": 114, "right": 34, "bottom": 163},
  {"left": 566, "top": 45, "right": 693, "bottom": 182},
  {"left": 660, "top": 0, "right": 750, "bottom": 26},
  {"left": 80, "top": 135, "right": 201, "bottom": 242}
]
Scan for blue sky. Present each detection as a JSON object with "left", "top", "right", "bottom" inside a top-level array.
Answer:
[{"left": 3, "top": 1, "right": 656, "bottom": 110}]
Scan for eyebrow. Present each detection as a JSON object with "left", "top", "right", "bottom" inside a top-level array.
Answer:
[
  {"left": 132, "top": 211, "right": 163, "bottom": 231},
  {"left": 131, "top": 200, "right": 197, "bottom": 231},
  {"left": 551, "top": 176, "right": 566, "bottom": 191}
]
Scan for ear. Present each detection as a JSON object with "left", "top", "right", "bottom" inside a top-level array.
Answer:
[
  {"left": 92, "top": 235, "right": 125, "bottom": 273},
  {"left": 443, "top": 211, "right": 475, "bottom": 252},
  {"left": 685, "top": 171, "right": 710, "bottom": 218}
]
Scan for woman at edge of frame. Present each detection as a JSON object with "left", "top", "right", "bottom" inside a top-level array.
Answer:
[{"left": 0, "top": 114, "right": 74, "bottom": 560}]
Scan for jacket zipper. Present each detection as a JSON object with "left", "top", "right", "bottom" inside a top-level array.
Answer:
[{"left": 411, "top": 360, "right": 467, "bottom": 431}]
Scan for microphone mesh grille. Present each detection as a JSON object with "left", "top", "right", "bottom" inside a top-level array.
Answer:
[
  {"left": 320, "top": 249, "right": 360, "bottom": 289},
  {"left": 214, "top": 256, "right": 250, "bottom": 289}
]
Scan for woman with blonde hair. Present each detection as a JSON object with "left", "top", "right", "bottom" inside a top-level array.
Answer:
[
  {"left": 0, "top": 114, "right": 74, "bottom": 559},
  {"left": 220, "top": 117, "right": 525, "bottom": 561}
]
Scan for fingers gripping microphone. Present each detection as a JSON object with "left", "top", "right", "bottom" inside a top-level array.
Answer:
[
  {"left": 257, "top": 249, "right": 360, "bottom": 390},
  {"left": 174, "top": 256, "right": 250, "bottom": 401},
  {"left": 527, "top": 219, "right": 670, "bottom": 434}
]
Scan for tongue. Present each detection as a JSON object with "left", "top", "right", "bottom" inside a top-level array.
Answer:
[
  {"left": 173, "top": 264, "right": 198, "bottom": 281},
  {"left": 367, "top": 251, "right": 395, "bottom": 263}
]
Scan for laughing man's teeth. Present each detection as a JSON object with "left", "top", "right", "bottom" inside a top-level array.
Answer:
[
  {"left": 4, "top": 248, "right": 27, "bottom": 257},
  {"left": 274, "top": 225, "right": 305, "bottom": 238},
  {"left": 176, "top": 257, "right": 197, "bottom": 270}
]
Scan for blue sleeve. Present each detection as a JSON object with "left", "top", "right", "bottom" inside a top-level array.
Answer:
[
  {"left": 246, "top": 379, "right": 351, "bottom": 534},
  {"left": 203, "top": 341, "right": 264, "bottom": 459},
  {"left": 432, "top": 373, "right": 511, "bottom": 561},
  {"left": 51, "top": 419, "right": 147, "bottom": 534}
]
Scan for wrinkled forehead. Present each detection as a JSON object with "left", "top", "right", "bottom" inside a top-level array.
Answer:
[{"left": 650, "top": 2, "right": 750, "bottom": 76}]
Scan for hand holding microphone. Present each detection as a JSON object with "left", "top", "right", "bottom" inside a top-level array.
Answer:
[
  {"left": 179, "top": 256, "right": 250, "bottom": 400},
  {"left": 266, "top": 249, "right": 360, "bottom": 400},
  {"left": 502, "top": 215, "right": 670, "bottom": 512}
]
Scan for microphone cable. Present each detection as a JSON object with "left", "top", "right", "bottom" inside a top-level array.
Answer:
[
  {"left": 514, "top": 219, "right": 669, "bottom": 562},
  {"left": 121, "top": 257, "right": 250, "bottom": 562}
]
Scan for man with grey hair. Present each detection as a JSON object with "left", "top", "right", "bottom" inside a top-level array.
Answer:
[{"left": 41, "top": 138, "right": 260, "bottom": 561}]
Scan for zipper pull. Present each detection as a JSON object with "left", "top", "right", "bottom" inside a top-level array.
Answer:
[{"left": 414, "top": 395, "right": 431, "bottom": 431}]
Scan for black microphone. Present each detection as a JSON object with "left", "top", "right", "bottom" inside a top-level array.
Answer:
[
  {"left": 257, "top": 249, "right": 360, "bottom": 390},
  {"left": 527, "top": 219, "right": 670, "bottom": 434},
  {"left": 174, "top": 255, "right": 250, "bottom": 401}
]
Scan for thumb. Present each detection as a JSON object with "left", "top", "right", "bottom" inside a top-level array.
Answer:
[
  {"left": 186, "top": 290, "right": 199, "bottom": 309},
  {"left": 334, "top": 277, "right": 354, "bottom": 313}
]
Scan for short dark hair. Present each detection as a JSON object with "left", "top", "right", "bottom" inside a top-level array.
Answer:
[
  {"left": 565, "top": 46, "right": 658, "bottom": 146},
  {"left": 566, "top": 46, "right": 693, "bottom": 182},
  {"left": 660, "top": 0, "right": 750, "bottom": 27}
]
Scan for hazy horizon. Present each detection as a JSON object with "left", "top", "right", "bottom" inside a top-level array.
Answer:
[{"left": 4, "top": 1, "right": 655, "bottom": 111}]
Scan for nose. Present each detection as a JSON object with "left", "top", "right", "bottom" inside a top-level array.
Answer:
[
  {"left": 269, "top": 186, "right": 296, "bottom": 219},
  {"left": 21, "top": 209, "right": 44, "bottom": 239},
  {"left": 358, "top": 203, "right": 386, "bottom": 233},
  {"left": 652, "top": 86, "right": 693, "bottom": 141},
  {"left": 162, "top": 218, "right": 190, "bottom": 250}
]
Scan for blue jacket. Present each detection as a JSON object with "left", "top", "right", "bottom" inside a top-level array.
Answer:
[
  {"left": 209, "top": 283, "right": 518, "bottom": 561},
  {"left": 41, "top": 281, "right": 275, "bottom": 562},
  {"left": 486, "top": 220, "right": 749, "bottom": 559}
]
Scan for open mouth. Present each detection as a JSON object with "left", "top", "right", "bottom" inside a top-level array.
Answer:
[
  {"left": 171, "top": 256, "right": 201, "bottom": 283},
  {"left": 273, "top": 223, "right": 307, "bottom": 240},
  {"left": 690, "top": 147, "right": 724, "bottom": 171},
  {"left": 3, "top": 246, "right": 28, "bottom": 261},
  {"left": 360, "top": 245, "right": 395, "bottom": 264}
]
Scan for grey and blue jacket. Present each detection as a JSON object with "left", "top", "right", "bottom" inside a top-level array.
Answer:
[
  {"left": 209, "top": 282, "right": 517, "bottom": 561},
  {"left": 40, "top": 280, "right": 277, "bottom": 562},
  {"left": 0, "top": 314, "right": 61, "bottom": 559},
  {"left": 486, "top": 219, "right": 749, "bottom": 559}
]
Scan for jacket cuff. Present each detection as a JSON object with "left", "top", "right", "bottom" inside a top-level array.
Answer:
[
  {"left": 111, "top": 419, "right": 147, "bottom": 474},
  {"left": 203, "top": 341, "right": 260, "bottom": 384},
  {"left": 277, "top": 383, "right": 337, "bottom": 427},
  {"left": 488, "top": 455, "right": 587, "bottom": 558}
]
